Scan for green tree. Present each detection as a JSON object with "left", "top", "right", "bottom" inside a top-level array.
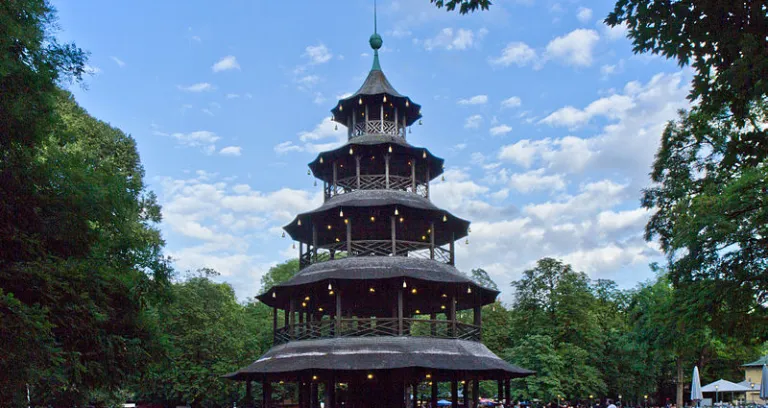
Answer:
[
  {"left": 471, "top": 268, "right": 499, "bottom": 291},
  {"left": 429, "top": 0, "right": 491, "bottom": 14},
  {"left": 260, "top": 258, "right": 300, "bottom": 293},
  {"left": 606, "top": 0, "right": 768, "bottom": 124}
]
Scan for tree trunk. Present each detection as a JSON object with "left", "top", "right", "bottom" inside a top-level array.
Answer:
[{"left": 676, "top": 356, "right": 684, "bottom": 408}]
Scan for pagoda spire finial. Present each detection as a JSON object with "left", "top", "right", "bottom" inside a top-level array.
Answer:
[{"left": 369, "top": 0, "right": 383, "bottom": 71}]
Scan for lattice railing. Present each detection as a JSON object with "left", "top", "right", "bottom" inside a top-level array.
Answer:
[
  {"left": 273, "top": 318, "right": 480, "bottom": 345},
  {"left": 325, "top": 174, "right": 427, "bottom": 199},
  {"left": 302, "top": 241, "right": 453, "bottom": 269},
  {"left": 352, "top": 120, "right": 402, "bottom": 137}
]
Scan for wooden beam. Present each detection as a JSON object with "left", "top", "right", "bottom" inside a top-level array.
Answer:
[
  {"left": 332, "top": 161, "right": 337, "bottom": 195},
  {"left": 451, "top": 378, "right": 459, "bottom": 408},
  {"left": 449, "top": 232, "right": 455, "bottom": 265},
  {"left": 505, "top": 378, "right": 511, "bottom": 405},
  {"left": 450, "top": 292, "right": 457, "bottom": 337},
  {"left": 335, "top": 290, "right": 342, "bottom": 337},
  {"left": 473, "top": 379, "right": 480, "bottom": 408},
  {"left": 463, "top": 380, "right": 469, "bottom": 408},
  {"left": 326, "top": 379, "right": 336, "bottom": 408},
  {"left": 397, "top": 287, "right": 404, "bottom": 335},
  {"left": 385, "top": 154, "right": 390, "bottom": 189},
  {"left": 246, "top": 381, "right": 252, "bottom": 408},
  {"left": 411, "top": 158, "right": 416, "bottom": 191},
  {"left": 431, "top": 380, "right": 438, "bottom": 408},
  {"left": 391, "top": 216, "right": 397, "bottom": 256},
  {"left": 429, "top": 221, "right": 435, "bottom": 259},
  {"left": 263, "top": 380, "right": 272, "bottom": 408},
  {"left": 312, "top": 223, "right": 318, "bottom": 263},
  {"left": 346, "top": 218, "right": 352, "bottom": 254},
  {"left": 355, "top": 155, "right": 361, "bottom": 189}
]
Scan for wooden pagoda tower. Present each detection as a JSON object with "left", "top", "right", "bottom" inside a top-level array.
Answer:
[{"left": 226, "top": 13, "right": 533, "bottom": 408}]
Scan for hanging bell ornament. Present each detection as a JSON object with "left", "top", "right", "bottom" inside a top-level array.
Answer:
[
  {"left": 320, "top": 157, "right": 324, "bottom": 164},
  {"left": 465, "top": 238, "right": 469, "bottom": 245},
  {"left": 314, "top": 180, "right": 317, "bottom": 187},
  {"left": 282, "top": 231, "right": 286, "bottom": 238},
  {"left": 409, "top": 127, "right": 412, "bottom": 134},
  {"left": 443, "top": 214, "right": 447, "bottom": 222},
  {"left": 292, "top": 242, "right": 296, "bottom": 249},
  {"left": 298, "top": 219, "right": 302, "bottom": 226},
  {"left": 349, "top": 147, "right": 354, "bottom": 155},
  {"left": 339, "top": 104, "right": 343, "bottom": 111},
  {"left": 419, "top": 119, "right": 423, "bottom": 125},
  {"left": 441, "top": 175, "right": 445, "bottom": 182},
  {"left": 307, "top": 169, "right": 311, "bottom": 175},
  {"left": 335, "top": 124, "right": 338, "bottom": 131}
]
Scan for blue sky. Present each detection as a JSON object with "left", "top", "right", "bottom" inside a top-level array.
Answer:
[{"left": 55, "top": 0, "right": 690, "bottom": 302}]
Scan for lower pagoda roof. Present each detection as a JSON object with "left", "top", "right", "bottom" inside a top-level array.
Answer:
[{"left": 224, "top": 337, "right": 534, "bottom": 381}]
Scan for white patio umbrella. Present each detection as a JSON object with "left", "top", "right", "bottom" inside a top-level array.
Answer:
[
  {"left": 691, "top": 366, "right": 703, "bottom": 406},
  {"left": 760, "top": 364, "right": 767, "bottom": 400}
]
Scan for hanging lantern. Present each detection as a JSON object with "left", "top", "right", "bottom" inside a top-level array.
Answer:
[
  {"left": 344, "top": 218, "right": 349, "bottom": 224},
  {"left": 465, "top": 238, "right": 469, "bottom": 245},
  {"left": 349, "top": 147, "right": 354, "bottom": 155},
  {"left": 383, "top": 95, "right": 387, "bottom": 103},
  {"left": 403, "top": 280, "right": 407, "bottom": 288},
  {"left": 307, "top": 169, "right": 311, "bottom": 175},
  {"left": 339, "top": 104, "right": 343, "bottom": 111},
  {"left": 468, "top": 226, "right": 472, "bottom": 233},
  {"left": 320, "top": 157, "right": 324, "bottom": 164},
  {"left": 405, "top": 100, "right": 410, "bottom": 108},
  {"left": 414, "top": 309, "right": 420, "bottom": 314},
  {"left": 298, "top": 219, "right": 302, "bottom": 226},
  {"left": 441, "top": 175, "right": 445, "bottom": 182},
  {"left": 441, "top": 305, "right": 446, "bottom": 310},
  {"left": 334, "top": 124, "right": 338, "bottom": 131},
  {"left": 327, "top": 225, "right": 332, "bottom": 230},
  {"left": 419, "top": 119, "right": 423, "bottom": 125},
  {"left": 399, "top": 217, "right": 404, "bottom": 223},
  {"left": 411, "top": 288, "right": 417, "bottom": 294},
  {"left": 370, "top": 216, "right": 375, "bottom": 222},
  {"left": 339, "top": 208, "right": 344, "bottom": 217},
  {"left": 359, "top": 97, "right": 363, "bottom": 105},
  {"left": 467, "top": 286, "right": 472, "bottom": 294},
  {"left": 313, "top": 179, "right": 317, "bottom": 187},
  {"left": 492, "top": 305, "right": 496, "bottom": 312},
  {"left": 423, "top": 150, "right": 427, "bottom": 159},
  {"left": 394, "top": 207, "right": 399, "bottom": 216},
  {"left": 443, "top": 214, "right": 447, "bottom": 222},
  {"left": 282, "top": 231, "right": 285, "bottom": 238},
  {"left": 388, "top": 145, "right": 393, "bottom": 153},
  {"left": 272, "top": 291, "right": 276, "bottom": 298},
  {"left": 421, "top": 235, "right": 426, "bottom": 240},
  {"left": 328, "top": 282, "right": 332, "bottom": 290}
]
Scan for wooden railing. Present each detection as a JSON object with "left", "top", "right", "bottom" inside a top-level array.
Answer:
[
  {"left": 298, "top": 240, "right": 453, "bottom": 269},
  {"left": 326, "top": 174, "right": 428, "bottom": 199},
  {"left": 273, "top": 318, "right": 481, "bottom": 345},
  {"left": 352, "top": 120, "right": 403, "bottom": 137}
]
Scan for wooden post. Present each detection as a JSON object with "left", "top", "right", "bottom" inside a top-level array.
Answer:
[
  {"left": 463, "top": 381, "right": 469, "bottom": 408},
  {"left": 332, "top": 161, "right": 338, "bottom": 195},
  {"left": 430, "top": 312, "right": 437, "bottom": 336},
  {"left": 473, "top": 379, "right": 480, "bottom": 408},
  {"left": 326, "top": 379, "right": 336, "bottom": 408},
  {"left": 312, "top": 223, "right": 318, "bottom": 263},
  {"left": 412, "top": 382, "right": 418, "bottom": 408},
  {"left": 429, "top": 221, "right": 435, "bottom": 259},
  {"left": 451, "top": 379, "right": 459, "bottom": 408},
  {"left": 380, "top": 104, "right": 384, "bottom": 132},
  {"left": 391, "top": 216, "right": 397, "bottom": 256},
  {"left": 263, "top": 380, "right": 272, "bottom": 408},
  {"left": 395, "top": 107, "right": 399, "bottom": 135},
  {"left": 284, "top": 305, "right": 289, "bottom": 328},
  {"left": 449, "top": 232, "right": 455, "bottom": 265},
  {"left": 289, "top": 298, "right": 296, "bottom": 339},
  {"left": 299, "top": 380, "right": 306, "bottom": 408},
  {"left": 450, "top": 293, "right": 457, "bottom": 337},
  {"left": 299, "top": 241, "right": 304, "bottom": 267},
  {"left": 498, "top": 380, "right": 504, "bottom": 404},
  {"left": 385, "top": 155, "right": 390, "bottom": 189},
  {"left": 355, "top": 155, "right": 361, "bottom": 189},
  {"left": 346, "top": 219, "right": 352, "bottom": 254},
  {"left": 311, "top": 382, "right": 319, "bottom": 408},
  {"left": 432, "top": 380, "right": 438, "bottom": 408},
  {"left": 335, "top": 290, "right": 342, "bottom": 337},
  {"left": 246, "top": 380, "right": 253, "bottom": 408},
  {"left": 505, "top": 379, "right": 511, "bottom": 406},
  {"left": 398, "top": 287, "right": 404, "bottom": 335},
  {"left": 352, "top": 108, "right": 357, "bottom": 136},
  {"left": 411, "top": 158, "right": 416, "bottom": 191},
  {"left": 272, "top": 307, "right": 277, "bottom": 336},
  {"left": 347, "top": 116, "right": 351, "bottom": 138},
  {"left": 365, "top": 105, "right": 369, "bottom": 131},
  {"left": 426, "top": 166, "right": 430, "bottom": 198},
  {"left": 299, "top": 309, "right": 304, "bottom": 338}
]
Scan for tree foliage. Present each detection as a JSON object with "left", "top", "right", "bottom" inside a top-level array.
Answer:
[
  {"left": 259, "top": 258, "right": 300, "bottom": 293},
  {"left": 429, "top": 0, "right": 491, "bottom": 14},
  {"left": 606, "top": 0, "right": 768, "bottom": 124}
]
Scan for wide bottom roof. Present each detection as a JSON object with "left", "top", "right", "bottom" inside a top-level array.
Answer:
[{"left": 225, "top": 337, "right": 533, "bottom": 381}]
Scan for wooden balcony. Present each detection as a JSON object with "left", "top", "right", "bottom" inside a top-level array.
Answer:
[
  {"left": 298, "top": 239, "right": 453, "bottom": 269},
  {"left": 326, "top": 174, "right": 428, "bottom": 199},
  {"left": 273, "top": 317, "right": 481, "bottom": 346}
]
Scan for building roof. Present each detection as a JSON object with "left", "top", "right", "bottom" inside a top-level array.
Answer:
[
  {"left": 744, "top": 356, "right": 768, "bottom": 367},
  {"left": 701, "top": 379, "right": 752, "bottom": 393},
  {"left": 224, "top": 336, "right": 534, "bottom": 381}
]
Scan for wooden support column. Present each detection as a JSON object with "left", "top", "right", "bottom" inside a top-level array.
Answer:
[
  {"left": 412, "top": 382, "right": 418, "bottom": 408},
  {"left": 346, "top": 219, "right": 352, "bottom": 254},
  {"left": 326, "top": 379, "right": 336, "bottom": 408},
  {"left": 498, "top": 380, "right": 504, "bottom": 404},
  {"left": 246, "top": 381, "right": 253, "bottom": 408},
  {"left": 380, "top": 104, "right": 384, "bottom": 132},
  {"left": 289, "top": 298, "right": 296, "bottom": 339},
  {"left": 352, "top": 108, "right": 357, "bottom": 135},
  {"left": 391, "top": 216, "right": 397, "bottom": 256},
  {"left": 299, "top": 309, "right": 304, "bottom": 338},
  {"left": 430, "top": 312, "right": 437, "bottom": 336},
  {"left": 312, "top": 223, "right": 318, "bottom": 263},
  {"left": 263, "top": 380, "right": 272, "bottom": 408},
  {"left": 347, "top": 116, "right": 351, "bottom": 138},
  {"left": 463, "top": 381, "right": 469, "bottom": 408},
  {"left": 450, "top": 293, "right": 457, "bottom": 337},
  {"left": 431, "top": 380, "right": 438, "bottom": 408},
  {"left": 397, "top": 287, "right": 404, "bottom": 335},
  {"left": 299, "top": 380, "right": 306, "bottom": 408},
  {"left": 449, "top": 232, "right": 456, "bottom": 266},
  {"left": 272, "top": 307, "right": 277, "bottom": 336},
  {"left": 332, "top": 161, "right": 338, "bottom": 195},
  {"left": 426, "top": 167, "right": 430, "bottom": 198},
  {"left": 473, "top": 379, "right": 480, "bottom": 408},
  {"left": 385, "top": 155, "right": 390, "bottom": 189},
  {"left": 355, "top": 155, "right": 361, "bottom": 189},
  {"left": 474, "top": 301, "right": 482, "bottom": 341},
  {"left": 311, "top": 382, "right": 319, "bottom": 408},
  {"left": 505, "top": 379, "right": 511, "bottom": 406},
  {"left": 335, "top": 290, "right": 342, "bottom": 337},
  {"left": 429, "top": 221, "right": 435, "bottom": 259},
  {"left": 451, "top": 378, "right": 459, "bottom": 408},
  {"left": 365, "top": 105, "right": 369, "bottom": 130},
  {"left": 411, "top": 158, "right": 416, "bottom": 191},
  {"left": 298, "top": 241, "right": 303, "bottom": 267},
  {"left": 395, "top": 107, "right": 399, "bottom": 134},
  {"left": 284, "top": 305, "right": 289, "bottom": 328}
]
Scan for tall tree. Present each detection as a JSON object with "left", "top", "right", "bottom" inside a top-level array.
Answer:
[
  {"left": 429, "top": 0, "right": 491, "bottom": 14},
  {"left": 260, "top": 258, "right": 300, "bottom": 293}
]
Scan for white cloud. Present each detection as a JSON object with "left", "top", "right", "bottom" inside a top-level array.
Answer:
[
  {"left": 597, "top": 208, "right": 649, "bottom": 232},
  {"left": 226, "top": 93, "right": 240, "bottom": 99},
  {"left": 602, "top": 21, "right": 628, "bottom": 41},
  {"left": 110, "top": 56, "right": 125, "bottom": 67},
  {"left": 464, "top": 114, "right": 483, "bottom": 129},
  {"left": 508, "top": 169, "right": 566, "bottom": 193},
  {"left": 178, "top": 82, "right": 214, "bottom": 92},
  {"left": 161, "top": 130, "right": 220, "bottom": 154},
  {"left": 541, "top": 94, "right": 635, "bottom": 127},
  {"left": 303, "top": 44, "right": 333, "bottom": 64},
  {"left": 297, "top": 75, "right": 320, "bottom": 88},
  {"left": 212, "top": 56, "right": 240, "bottom": 73},
  {"left": 458, "top": 95, "right": 488, "bottom": 105},
  {"left": 490, "top": 124, "right": 512, "bottom": 136},
  {"left": 84, "top": 65, "right": 101, "bottom": 75},
  {"left": 275, "top": 117, "right": 346, "bottom": 154},
  {"left": 219, "top": 146, "right": 242, "bottom": 156},
  {"left": 489, "top": 42, "right": 537, "bottom": 67},
  {"left": 576, "top": 7, "right": 593, "bottom": 23},
  {"left": 501, "top": 96, "right": 522, "bottom": 109},
  {"left": 422, "top": 28, "right": 486, "bottom": 51},
  {"left": 545, "top": 29, "right": 600, "bottom": 67}
]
